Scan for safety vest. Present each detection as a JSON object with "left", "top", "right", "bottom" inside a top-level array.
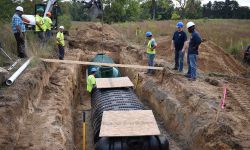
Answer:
[
  {"left": 147, "top": 39, "right": 156, "bottom": 54},
  {"left": 87, "top": 74, "right": 96, "bottom": 93},
  {"left": 56, "top": 31, "right": 65, "bottom": 46},
  {"left": 44, "top": 16, "right": 52, "bottom": 30},
  {"left": 35, "top": 15, "right": 46, "bottom": 32}
]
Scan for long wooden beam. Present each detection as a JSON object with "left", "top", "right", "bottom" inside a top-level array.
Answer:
[{"left": 41, "top": 58, "right": 164, "bottom": 70}]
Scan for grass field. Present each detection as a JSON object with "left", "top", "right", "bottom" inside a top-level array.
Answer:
[
  {"left": 0, "top": 23, "right": 56, "bottom": 66},
  {"left": 112, "top": 19, "right": 250, "bottom": 58},
  {"left": 1, "top": 19, "right": 250, "bottom": 66}
]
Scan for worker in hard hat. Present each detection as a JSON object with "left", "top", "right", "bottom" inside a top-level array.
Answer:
[
  {"left": 44, "top": 12, "right": 53, "bottom": 39},
  {"left": 87, "top": 68, "right": 97, "bottom": 94},
  {"left": 56, "top": 26, "right": 65, "bottom": 60},
  {"left": 171, "top": 21, "right": 187, "bottom": 72},
  {"left": 145, "top": 31, "right": 157, "bottom": 75},
  {"left": 185, "top": 22, "right": 202, "bottom": 81},
  {"left": 11, "top": 6, "right": 27, "bottom": 58},
  {"left": 35, "top": 8, "right": 46, "bottom": 41}
]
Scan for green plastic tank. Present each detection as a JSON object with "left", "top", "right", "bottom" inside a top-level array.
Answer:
[{"left": 88, "top": 54, "right": 121, "bottom": 78}]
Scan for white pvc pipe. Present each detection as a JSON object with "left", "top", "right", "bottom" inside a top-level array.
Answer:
[{"left": 6, "top": 58, "right": 32, "bottom": 86}]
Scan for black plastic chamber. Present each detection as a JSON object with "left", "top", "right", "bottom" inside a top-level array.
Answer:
[{"left": 91, "top": 88, "right": 169, "bottom": 150}]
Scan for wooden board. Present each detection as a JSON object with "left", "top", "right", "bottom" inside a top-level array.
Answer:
[
  {"left": 41, "top": 58, "right": 164, "bottom": 70},
  {"left": 96, "top": 77, "right": 134, "bottom": 88},
  {"left": 99, "top": 110, "right": 160, "bottom": 137}
]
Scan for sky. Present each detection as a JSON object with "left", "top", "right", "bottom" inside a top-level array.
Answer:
[
  {"left": 189, "top": 0, "right": 249, "bottom": 6},
  {"left": 64, "top": 0, "right": 250, "bottom": 7}
]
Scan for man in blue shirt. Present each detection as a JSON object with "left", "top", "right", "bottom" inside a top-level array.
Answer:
[
  {"left": 171, "top": 22, "right": 187, "bottom": 72},
  {"left": 12, "top": 6, "right": 27, "bottom": 58},
  {"left": 185, "top": 22, "right": 202, "bottom": 81}
]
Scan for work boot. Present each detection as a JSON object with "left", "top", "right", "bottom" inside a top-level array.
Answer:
[{"left": 184, "top": 74, "right": 191, "bottom": 78}]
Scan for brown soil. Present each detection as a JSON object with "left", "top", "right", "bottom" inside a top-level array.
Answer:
[{"left": 0, "top": 22, "right": 249, "bottom": 150}]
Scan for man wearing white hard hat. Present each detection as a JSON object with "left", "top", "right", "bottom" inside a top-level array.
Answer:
[
  {"left": 185, "top": 21, "right": 201, "bottom": 81},
  {"left": 11, "top": 6, "right": 27, "bottom": 58},
  {"left": 56, "top": 26, "right": 65, "bottom": 60}
]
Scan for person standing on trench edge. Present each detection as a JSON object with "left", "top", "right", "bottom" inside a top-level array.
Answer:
[
  {"left": 11, "top": 6, "right": 27, "bottom": 58},
  {"left": 35, "top": 8, "right": 46, "bottom": 42},
  {"left": 185, "top": 22, "right": 202, "bottom": 81},
  {"left": 171, "top": 21, "right": 187, "bottom": 72},
  {"left": 145, "top": 31, "right": 157, "bottom": 76},
  {"left": 56, "top": 26, "right": 65, "bottom": 60},
  {"left": 87, "top": 68, "right": 97, "bottom": 95}
]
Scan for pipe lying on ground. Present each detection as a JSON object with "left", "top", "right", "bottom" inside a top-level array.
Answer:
[{"left": 6, "top": 58, "right": 32, "bottom": 86}]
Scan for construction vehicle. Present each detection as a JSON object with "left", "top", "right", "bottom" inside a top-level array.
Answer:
[
  {"left": 22, "top": 0, "right": 60, "bottom": 30},
  {"left": 244, "top": 44, "right": 250, "bottom": 65},
  {"left": 22, "top": 0, "right": 103, "bottom": 30}
]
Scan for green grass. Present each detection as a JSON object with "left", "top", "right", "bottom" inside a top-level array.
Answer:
[
  {"left": 0, "top": 23, "right": 57, "bottom": 67},
  {"left": 111, "top": 19, "right": 250, "bottom": 58}
]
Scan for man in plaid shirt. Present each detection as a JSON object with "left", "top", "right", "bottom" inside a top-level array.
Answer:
[{"left": 12, "top": 6, "right": 27, "bottom": 58}]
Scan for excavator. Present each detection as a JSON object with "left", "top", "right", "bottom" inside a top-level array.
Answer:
[{"left": 22, "top": 0, "right": 103, "bottom": 30}]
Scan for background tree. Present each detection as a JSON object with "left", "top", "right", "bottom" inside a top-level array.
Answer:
[
  {"left": 185, "top": 0, "right": 202, "bottom": 19},
  {"left": 156, "top": 0, "right": 174, "bottom": 20},
  {"left": 175, "top": 0, "right": 187, "bottom": 18}
]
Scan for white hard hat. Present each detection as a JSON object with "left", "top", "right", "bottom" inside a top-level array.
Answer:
[
  {"left": 186, "top": 22, "right": 195, "bottom": 29},
  {"left": 16, "top": 6, "right": 24, "bottom": 12},
  {"left": 59, "top": 26, "right": 64, "bottom": 29}
]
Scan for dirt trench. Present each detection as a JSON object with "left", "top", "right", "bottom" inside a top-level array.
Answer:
[{"left": 0, "top": 22, "right": 250, "bottom": 150}]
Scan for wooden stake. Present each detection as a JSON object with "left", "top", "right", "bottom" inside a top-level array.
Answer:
[
  {"left": 135, "top": 73, "right": 139, "bottom": 89},
  {"left": 83, "top": 112, "right": 86, "bottom": 150}
]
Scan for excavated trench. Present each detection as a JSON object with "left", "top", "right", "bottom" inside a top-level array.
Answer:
[
  {"left": 73, "top": 52, "right": 182, "bottom": 150},
  {"left": 1, "top": 23, "right": 250, "bottom": 150}
]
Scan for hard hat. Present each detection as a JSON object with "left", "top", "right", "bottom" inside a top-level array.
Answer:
[
  {"left": 37, "top": 8, "right": 44, "bottom": 13},
  {"left": 91, "top": 68, "right": 97, "bottom": 72},
  {"left": 146, "top": 31, "right": 152, "bottom": 37},
  {"left": 59, "top": 26, "right": 64, "bottom": 30},
  {"left": 186, "top": 22, "right": 195, "bottom": 29},
  {"left": 176, "top": 22, "right": 184, "bottom": 28},
  {"left": 16, "top": 6, "right": 24, "bottom": 12},
  {"left": 46, "top": 12, "right": 52, "bottom": 16}
]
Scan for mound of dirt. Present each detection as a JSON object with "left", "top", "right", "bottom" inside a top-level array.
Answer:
[{"left": 68, "top": 23, "right": 126, "bottom": 52}]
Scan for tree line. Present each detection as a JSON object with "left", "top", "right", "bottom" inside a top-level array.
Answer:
[
  {"left": 0, "top": 0, "right": 249, "bottom": 23},
  {"left": 72, "top": 0, "right": 250, "bottom": 23}
]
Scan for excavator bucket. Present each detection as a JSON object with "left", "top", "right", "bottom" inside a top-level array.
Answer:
[{"left": 87, "top": 3, "right": 103, "bottom": 20}]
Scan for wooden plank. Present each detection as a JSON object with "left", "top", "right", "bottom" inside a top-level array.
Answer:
[
  {"left": 41, "top": 58, "right": 164, "bottom": 70},
  {"left": 99, "top": 110, "right": 160, "bottom": 137},
  {"left": 96, "top": 77, "right": 134, "bottom": 88}
]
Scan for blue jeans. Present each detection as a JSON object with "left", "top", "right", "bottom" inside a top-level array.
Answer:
[
  {"left": 46, "top": 30, "right": 51, "bottom": 39},
  {"left": 58, "top": 45, "right": 65, "bottom": 60},
  {"left": 178, "top": 51, "right": 184, "bottom": 72},
  {"left": 174, "top": 49, "right": 180, "bottom": 69},
  {"left": 188, "top": 54, "right": 197, "bottom": 79},
  {"left": 187, "top": 54, "right": 191, "bottom": 75},
  {"left": 147, "top": 53, "right": 155, "bottom": 73}
]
